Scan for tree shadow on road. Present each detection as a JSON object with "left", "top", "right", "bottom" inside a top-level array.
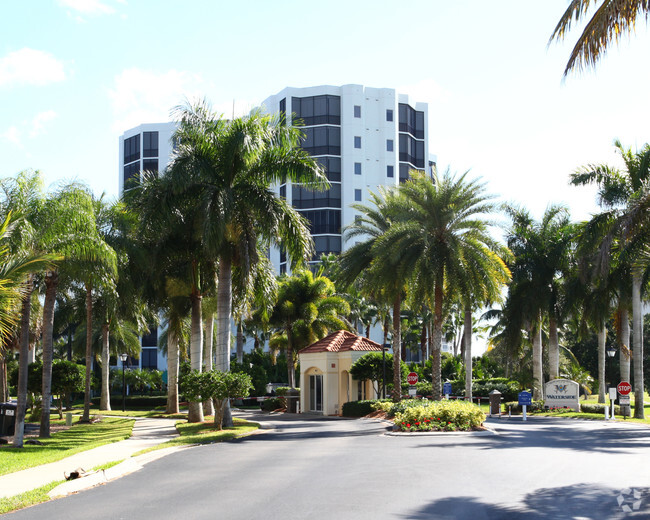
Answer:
[{"left": 401, "top": 483, "right": 650, "bottom": 519}]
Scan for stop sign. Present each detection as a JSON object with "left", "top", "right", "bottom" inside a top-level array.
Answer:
[
  {"left": 618, "top": 381, "right": 632, "bottom": 395},
  {"left": 407, "top": 372, "right": 418, "bottom": 385}
]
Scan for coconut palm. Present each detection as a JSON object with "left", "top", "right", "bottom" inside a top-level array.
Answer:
[
  {"left": 549, "top": 0, "right": 650, "bottom": 75},
  {"left": 382, "top": 170, "right": 510, "bottom": 400},
  {"left": 167, "top": 100, "right": 327, "bottom": 389},
  {"left": 268, "top": 270, "right": 350, "bottom": 387}
]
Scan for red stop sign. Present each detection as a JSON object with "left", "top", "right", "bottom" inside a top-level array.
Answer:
[
  {"left": 618, "top": 381, "right": 632, "bottom": 395},
  {"left": 407, "top": 372, "right": 418, "bottom": 385}
]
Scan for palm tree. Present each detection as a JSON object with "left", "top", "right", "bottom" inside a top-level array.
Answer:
[
  {"left": 339, "top": 187, "right": 407, "bottom": 401},
  {"left": 570, "top": 140, "right": 650, "bottom": 418},
  {"left": 549, "top": 0, "right": 650, "bottom": 75},
  {"left": 167, "top": 100, "right": 327, "bottom": 389},
  {"left": 503, "top": 205, "right": 575, "bottom": 400},
  {"left": 268, "top": 270, "right": 350, "bottom": 387},
  {"left": 382, "top": 170, "right": 510, "bottom": 400}
]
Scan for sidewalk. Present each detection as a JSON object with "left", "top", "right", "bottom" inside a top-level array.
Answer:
[{"left": 0, "top": 417, "right": 180, "bottom": 500}]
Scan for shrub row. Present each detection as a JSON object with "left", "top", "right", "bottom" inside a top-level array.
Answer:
[
  {"left": 503, "top": 400, "right": 546, "bottom": 414},
  {"left": 391, "top": 400, "right": 485, "bottom": 432},
  {"left": 260, "top": 397, "right": 284, "bottom": 412},
  {"left": 580, "top": 403, "right": 625, "bottom": 415},
  {"left": 450, "top": 378, "right": 521, "bottom": 401},
  {"left": 341, "top": 400, "right": 383, "bottom": 417},
  {"left": 91, "top": 396, "right": 167, "bottom": 408}
]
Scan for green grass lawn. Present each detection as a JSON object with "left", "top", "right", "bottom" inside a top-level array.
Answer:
[
  {"left": 134, "top": 417, "right": 260, "bottom": 455},
  {"left": 68, "top": 407, "right": 187, "bottom": 419},
  {"left": 0, "top": 479, "right": 65, "bottom": 515},
  {"left": 0, "top": 417, "right": 135, "bottom": 476}
]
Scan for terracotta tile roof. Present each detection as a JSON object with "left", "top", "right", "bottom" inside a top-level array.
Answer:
[{"left": 300, "top": 330, "right": 383, "bottom": 354}]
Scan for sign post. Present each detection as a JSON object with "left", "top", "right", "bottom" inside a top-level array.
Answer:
[
  {"left": 518, "top": 391, "right": 532, "bottom": 421},
  {"left": 608, "top": 387, "right": 617, "bottom": 420},
  {"left": 443, "top": 382, "right": 452, "bottom": 399},
  {"left": 407, "top": 372, "right": 418, "bottom": 397},
  {"left": 617, "top": 381, "right": 631, "bottom": 419}
]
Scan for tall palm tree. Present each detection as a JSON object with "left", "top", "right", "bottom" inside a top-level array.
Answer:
[
  {"left": 167, "top": 100, "right": 327, "bottom": 389},
  {"left": 268, "top": 270, "right": 350, "bottom": 387},
  {"left": 570, "top": 140, "right": 650, "bottom": 418},
  {"left": 549, "top": 0, "right": 650, "bottom": 75},
  {"left": 383, "top": 171, "right": 510, "bottom": 400}
]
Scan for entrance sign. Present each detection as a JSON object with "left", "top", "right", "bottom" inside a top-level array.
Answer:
[
  {"left": 407, "top": 372, "right": 419, "bottom": 386},
  {"left": 617, "top": 381, "right": 632, "bottom": 396},
  {"left": 518, "top": 391, "right": 532, "bottom": 406},
  {"left": 544, "top": 379, "right": 580, "bottom": 412}
]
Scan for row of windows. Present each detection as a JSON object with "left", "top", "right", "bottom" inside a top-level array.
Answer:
[
  {"left": 300, "top": 209, "right": 342, "bottom": 235},
  {"left": 399, "top": 164, "right": 424, "bottom": 183},
  {"left": 399, "top": 134, "right": 425, "bottom": 167},
  {"left": 141, "top": 348, "right": 158, "bottom": 370},
  {"left": 399, "top": 104, "right": 425, "bottom": 139},
  {"left": 124, "top": 134, "right": 140, "bottom": 164},
  {"left": 315, "top": 157, "right": 341, "bottom": 182},
  {"left": 300, "top": 126, "right": 341, "bottom": 155},
  {"left": 314, "top": 235, "right": 342, "bottom": 256},
  {"left": 143, "top": 131, "right": 159, "bottom": 158},
  {"left": 292, "top": 95, "right": 341, "bottom": 126},
  {"left": 141, "top": 325, "right": 158, "bottom": 347},
  {"left": 123, "top": 160, "right": 158, "bottom": 190},
  {"left": 292, "top": 184, "right": 341, "bottom": 209}
]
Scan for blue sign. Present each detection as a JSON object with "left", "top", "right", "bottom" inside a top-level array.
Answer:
[
  {"left": 518, "top": 391, "right": 532, "bottom": 406},
  {"left": 443, "top": 382, "right": 452, "bottom": 395}
]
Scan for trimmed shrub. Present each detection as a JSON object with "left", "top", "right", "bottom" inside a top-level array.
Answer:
[
  {"left": 451, "top": 378, "right": 521, "bottom": 401},
  {"left": 503, "top": 400, "right": 545, "bottom": 414},
  {"left": 579, "top": 403, "right": 623, "bottom": 415},
  {"left": 275, "top": 386, "right": 300, "bottom": 397},
  {"left": 261, "top": 397, "right": 284, "bottom": 412},
  {"left": 342, "top": 400, "right": 381, "bottom": 417},
  {"left": 394, "top": 400, "right": 485, "bottom": 431}
]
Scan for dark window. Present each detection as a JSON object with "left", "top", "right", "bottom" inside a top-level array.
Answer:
[
  {"left": 142, "top": 159, "right": 158, "bottom": 177},
  {"left": 279, "top": 185, "right": 286, "bottom": 199},
  {"left": 398, "top": 134, "right": 425, "bottom": 167},
  {"left": 280, "top": 247, "right": 286, "bottom": 263},
  {"left": 354, "top": 189, "right": 362, "bottom": 202},
  {"left": 124, "top": 134, "right": 140, "bottom": 164},
  {"left": 141, "top": 325, "right": 158, "bottom": 347},
  {"left": 143, "top": 131, "right": 158, "bottom": 158},
  {"left": 123, "top": 162, "right": 140, "bottom": 189},
  {"left": 398, "top": 104, "right": 425, "bottom": 139},
  {"left": 354, "top": 136, "right": 361, "bottom": 149},
  {"left": 292, "top": 184, "right": 341, "bottom": 209},
  {"left": 386, "top": 109, "right": 394, "bottom": 122},
  {"left": 299, "top": 209, "right": 341, "bottom": 235},
  {"left": 279, "top": 98, "right": 286, "bottom": 125},
  {"left": 280, "top": 264, "right": 286, "bottom": 274},
  {"left": 354, "top": 105, "right": 361, "bottom": 118},
  {"left": 141, "top": 348, "right": 158, "bottom": 370},
  {"left": 315, "top": 157, "right": 341, "bottom": 182},
  {"left": 399, "top": 164, "right": 424, "bottom": 183},
  {"left": 300, "top": 126, "right": 341, "bottom": 155},
  {"left": 313, "top": 235, "right": 342, "bottom": 257},
  {"left": 387, "top": 139, "right": 394, "bottom": 152},
  {"left": 292, "top": 95, "right": 341, "bottom": 125},
  {"left": 354, "top": 162, "right": 361, "bottom": 175},
  {"left": 387, "top": 165, "right": 394, "bottom": 178}
]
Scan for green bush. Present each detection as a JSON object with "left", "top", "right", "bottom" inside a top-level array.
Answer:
[
  {"left": 92, "top": 396, "right": 167, "bottom": 408},
  {"left": 261, "top": 397, "right": 284, "bottom": 412},
  {"left": 393, "top": 400, "right": 485, "bottom": 431},
  {"left": 375, "top": 398, "right": 432, "bottom": 418},
  {"left": 341, "top": 399, "right": 382, "bottom": 417},
  {"left": 578, "top": 403, "right": 623, "bottom": 415},
  {"left": 503, "top": 400, "right": 545, "bottom": 414},
  {"left": 275, "top": 386, "right": 300, "bottom": 397},
  {"left": 450, "top": 378, "right": 521, "bottom": 401}
]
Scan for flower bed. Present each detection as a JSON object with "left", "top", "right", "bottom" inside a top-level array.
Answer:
[{"left": 375, "top": 399, "right": 485, "bottom": 432}]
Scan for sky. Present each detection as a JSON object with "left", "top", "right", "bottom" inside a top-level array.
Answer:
[{"left": 2, "top": 0, "right": 650, "bottom": 227}]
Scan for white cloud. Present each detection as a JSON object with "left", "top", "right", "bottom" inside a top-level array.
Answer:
[
  {"left": 0, "top": 48, "right": 66, "bottom": 87},
  {"left": 30, "top": 110, "right": 58, "bottom": 138},
  {"left": 57, "top": 0, "right": 115, "bottom": 15},
  {"left": 108, "top": 68, "right": 206, "bottom": 131},
  {"left": 1, "top": 127, "right": 22, "bottom": 146}
]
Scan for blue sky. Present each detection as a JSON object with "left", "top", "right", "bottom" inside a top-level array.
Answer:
[{"left": 2, "top": 0, "right": 650, "bottom": 224}]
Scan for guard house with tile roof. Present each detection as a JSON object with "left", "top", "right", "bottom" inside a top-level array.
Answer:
[{"left": 298, "top": 330, "right": 384, "bottom": 415}]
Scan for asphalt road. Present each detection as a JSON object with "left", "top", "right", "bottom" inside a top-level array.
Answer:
[{"left": 6, "top": 414, "right": 650, "bottom": 519}]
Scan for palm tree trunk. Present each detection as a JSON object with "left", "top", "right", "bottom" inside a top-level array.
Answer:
[
  {"left": 40, "top": 270, "right": 58, "bottom": 438},
  {"left": 532, "top": 315, "right": 543, "bottom": 401},
  {"left": 82, "top": 283, "right": 93, "bottom": 423},
  {"left": 632, "top": 270, "right": 644, "bottom": 419},
  {"left": 464, "top": 304, "right": 472, "bottom": 400},
  {"left": 431, "top": 282, "right": 443, "bottom": 401},
  {"left": 286, "top": 326, "right": 296, "bottom": 388},
  {"left": 236, "top": 321, "right": 244, "bottom": 364},
  {"left": 0, "top": 351, "right": 6, "bottom": 403},
  {"left": 188, "top": 290, "right": 204, "bottom": 423},
  {"left": 391, "top": 294, "right": 402, "bottom": 403},
  {"left": 202, "top": 313, "right": 214, "bottom": 417},
  {"left": 166, "top": 326, "right": 179, "bottom": 414},
  {"left": 216, "top": 256, "right": 233, "bottom": 427},
  {"left": 13, "top": 277, "right": 34, "bottom": 447},
  {"left": 597, "top": 323, "right": 606, "bottom": 404},
  {"left": 548, "top": 316, "right": 559, "bottom": 380},
  {"left": 100, "top": 323, "right": 111, "bottom": 411},
  {"left": 619, "top": 305, "right": 631, "bottom": 381},
  {"left": 420, "top": 322, "right": 426, "bottom": 366}
]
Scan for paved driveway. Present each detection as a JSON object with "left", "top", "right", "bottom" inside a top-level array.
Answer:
[{"left": 7, "top": 415, "right": 650, "bottom": 519}]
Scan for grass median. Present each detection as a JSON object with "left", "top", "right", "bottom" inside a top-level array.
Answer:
[{"left": 0, "top": 417, "right": 135, "bottom": 476}]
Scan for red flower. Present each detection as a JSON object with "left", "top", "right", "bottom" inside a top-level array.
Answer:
[
  {"left": 406, "top": 423, "right": 411, "bottom": 428},
  {"left": 415, "top": 422, "right": 420, "bottom": 426}
]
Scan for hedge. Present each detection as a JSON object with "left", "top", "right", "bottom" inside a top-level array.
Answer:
[
  {"left": 392, "top": 400, "right": 485, "bottom": 431},
  {"left": 261, "top": 397, "right": 284, "bottom": 412},
  {"left": 91, "top": 396, "right": 167, "bottom": 408},
  {"left": 503, "top": 400, "right": 545, "bottom": 414},
  {"left": 341, "top": 400, "right": 384, "bottom": 417}
]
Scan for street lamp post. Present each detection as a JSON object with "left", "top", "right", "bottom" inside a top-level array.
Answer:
[
  {"left": 119, "top": 353, "right": 128, "bottom": 412},
  {"left": 606, "top": 345, "right": 616, "bottom": 387}
]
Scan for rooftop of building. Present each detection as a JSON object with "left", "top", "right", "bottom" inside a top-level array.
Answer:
[{"left": 300, "top": 330, "right": 383, "bottom": 354}]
